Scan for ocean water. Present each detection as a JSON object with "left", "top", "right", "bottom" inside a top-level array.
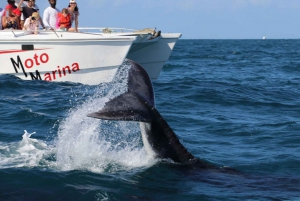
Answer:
[{"left": 1, "top": 39, "right": 300, "bottom": 201}]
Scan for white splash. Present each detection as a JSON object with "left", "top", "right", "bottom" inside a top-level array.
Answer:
[
  {"left": 0, "top": 130, "right": 51, "bottom": 168},
  {"left": 0, "top": 62, "right": 157, "bottom": 173},
  {"left": 55, "top": 61, "right": 156, "bottom": 173}
]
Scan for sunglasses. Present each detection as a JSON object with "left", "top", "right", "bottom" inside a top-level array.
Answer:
[{"left": 70, "top": 3, "right": 76, "bottom": 4}]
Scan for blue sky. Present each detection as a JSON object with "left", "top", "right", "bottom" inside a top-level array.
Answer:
[{"left": 8, "top": 0, "right": 300, "bottom": 39}]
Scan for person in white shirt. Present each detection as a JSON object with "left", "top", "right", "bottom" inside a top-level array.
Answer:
[
  {"left": 43, "top": 0, "right": 60, "bottom": 30},
  {"left": 0, "top": 8, "right": 4, "bottom": 29}
]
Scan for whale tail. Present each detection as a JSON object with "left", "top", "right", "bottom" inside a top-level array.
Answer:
[{"left": 87, "top": 60, "right": 196, "bottom": 164}]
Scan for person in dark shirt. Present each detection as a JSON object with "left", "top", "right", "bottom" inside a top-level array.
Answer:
[{"left": 17, "top": 0, "right": 44, "bottom": 29}]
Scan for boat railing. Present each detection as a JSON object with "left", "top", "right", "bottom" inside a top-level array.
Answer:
[{"left": 78, "top": 27, "right": 138, "bottom": 34}]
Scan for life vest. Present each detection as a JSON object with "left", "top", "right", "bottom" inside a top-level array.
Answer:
[{"left": 57, "top": 13, "right": 71, "bottom": 29}]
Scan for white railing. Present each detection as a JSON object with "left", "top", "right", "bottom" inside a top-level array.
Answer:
[{"left": 78, "top": 27, "right": 138, "bottom": 34}]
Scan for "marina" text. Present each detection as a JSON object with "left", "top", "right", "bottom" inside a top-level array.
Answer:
[{"left": 10, "top": 53, "right": 80, "bottom": 81}]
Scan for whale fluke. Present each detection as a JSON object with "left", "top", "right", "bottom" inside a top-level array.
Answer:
[{"left": 88, "top": 60, "right": 208, "bottom": 165}]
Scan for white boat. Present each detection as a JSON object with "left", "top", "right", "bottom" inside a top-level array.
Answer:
[
  {"left": 0, "top": 30, "right": 136, "bottom": 85},
  {"left": 79, "top": 27, "right": 182, "bottom": 79},
  {"left": 0, "top": 28, "right": 182, "bottom": 85}
]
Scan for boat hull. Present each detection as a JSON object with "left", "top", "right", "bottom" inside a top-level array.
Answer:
[
  {"left": 81, "top": 28, "right": 182, "bottom": 80},
  {"left": 126, "top": 33, "right": 181, "bottom": 79},
  {"left": 0, "top": 31, "right": 135, "bottom": 85}
]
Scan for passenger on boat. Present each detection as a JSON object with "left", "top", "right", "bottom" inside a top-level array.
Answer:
[
  {"left": 23, "top": 11, "right": 39, "bottom": 34},
  {"left": 2, "top": 0, "right": 21, "bottom": 29},
  {"left": 67, "top": 0, "right": 79, "bottom": 32},
  {"left": 17, "top": 0, "right": 45, "bottom": 29},
  {"left": 43, "top": 0, "right": 60, "bottom": 30},
  {"left": 13, "top": 0, "right": 24, "bottom": 28},
  {"left": 56, "top": 8, "right": 71, "bottom": 31},
  {"left": 1, "top": 11, "right": 19, "bottom": 30},
  {"left": 3, "top": 0, "right": 21, "bottom": 18},
  {"left": 0, "top": 8, "right": 4, "bottom": 29}
]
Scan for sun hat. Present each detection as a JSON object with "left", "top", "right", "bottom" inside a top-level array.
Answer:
[
  {"left": 70, "top": 0, "right": 76, "bottom": 3},
  {"left": 32, "top": 12, "right": 39, "bottom": 19}
]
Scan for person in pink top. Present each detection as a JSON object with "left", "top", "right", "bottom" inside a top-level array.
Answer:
[
  {"left": 23, "top": 12, "right": 39, "bottom": 34},
  {"left": 17, "top": 0, "right": 45, "bottom": 30}
]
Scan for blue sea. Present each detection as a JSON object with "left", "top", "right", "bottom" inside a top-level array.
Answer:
[{"left": 1, "top": 39, "right": 300, "bottom": 201}]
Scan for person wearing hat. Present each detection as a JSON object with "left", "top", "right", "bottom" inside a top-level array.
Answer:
[
  {"left": 17, "top": 0, "right": 45, "bottom": 29},
  {"left": 23, "top": 12, "right": 39, "bottom": 34},
  {"left": 67, "top": 0, "right": 79, "bottom": 32},
  {"left": 43, "top": 0, "right": 60, "bottom": 30}
]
